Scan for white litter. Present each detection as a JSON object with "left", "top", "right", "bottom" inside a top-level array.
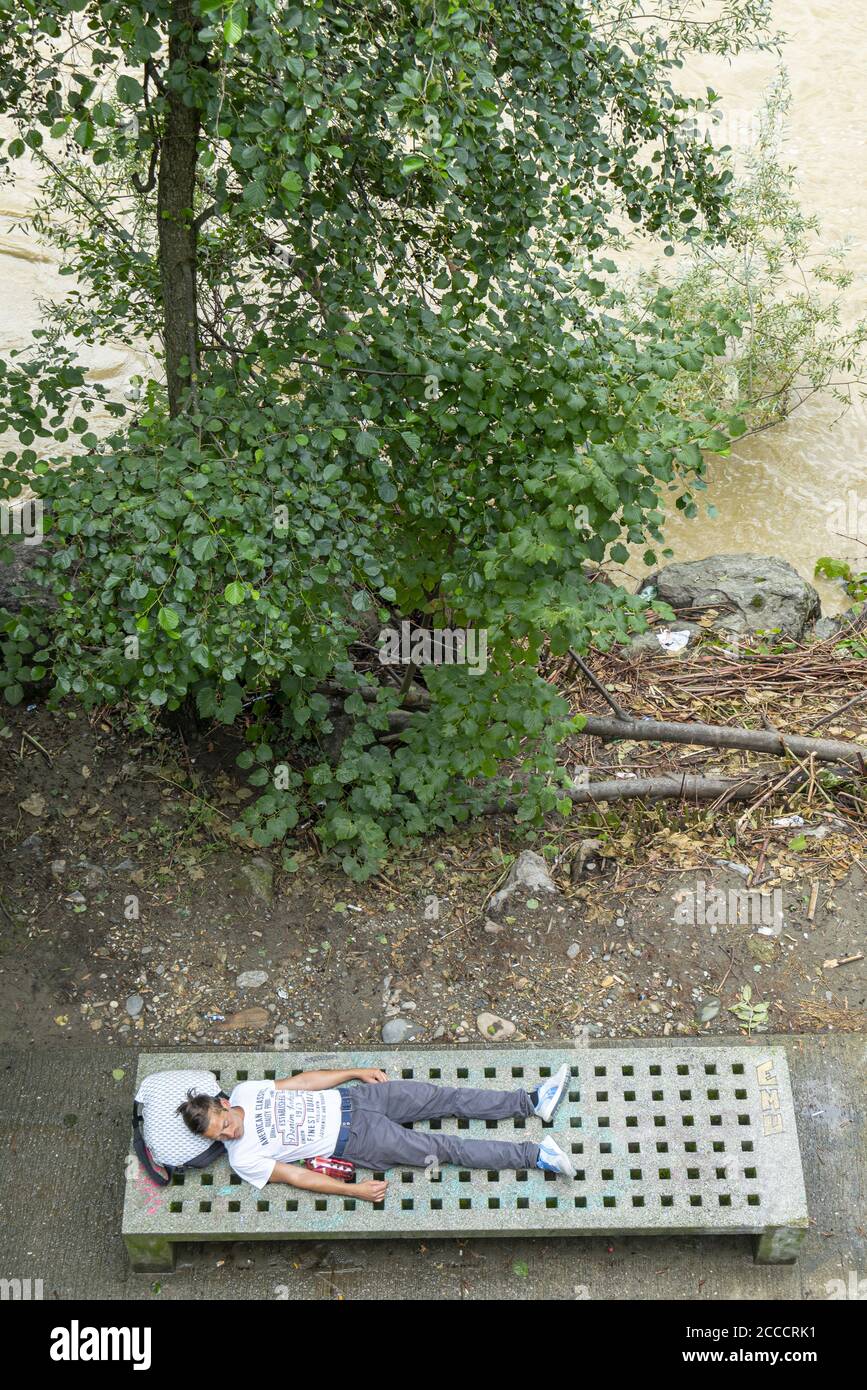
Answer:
[{"left": 655, "top": 628, "right": 691, "bottom": 652}]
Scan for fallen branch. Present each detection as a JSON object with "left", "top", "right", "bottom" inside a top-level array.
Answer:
[
  {"left": 579, "top": 714, "right": 867, "bottom": 769},
  {"left": 489, "top": 769, "right": 788, "bottom": 814}
]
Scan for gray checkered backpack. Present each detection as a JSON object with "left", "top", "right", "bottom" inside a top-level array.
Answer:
[{"left": 132, "top": 1069, "right": 229, "bottom": 1186}]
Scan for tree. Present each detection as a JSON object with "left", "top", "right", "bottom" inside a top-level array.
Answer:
[{"left": 0, "top": 1, "right": 775, "bottom": 877}]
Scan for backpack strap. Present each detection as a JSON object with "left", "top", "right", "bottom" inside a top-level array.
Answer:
[{"left": 131, "top": 1100, "right": 172, "bottom": 1187}]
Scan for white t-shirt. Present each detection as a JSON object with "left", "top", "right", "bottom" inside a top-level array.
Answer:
[{"left": 223, "top": 1081, "right": 343, "bottom": 1189}]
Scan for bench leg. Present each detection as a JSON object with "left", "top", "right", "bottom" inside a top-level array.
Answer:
[
  {"left": 125, "top": 1234, "right": 176, "bottom": 1273},
  {"left": 754, "top": 1226, "right": 807, "bottom": 1265}
]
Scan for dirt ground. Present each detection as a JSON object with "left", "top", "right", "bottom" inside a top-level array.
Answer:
[{"left": 1, "top": 681, "right": 864, "bottom": 1054}]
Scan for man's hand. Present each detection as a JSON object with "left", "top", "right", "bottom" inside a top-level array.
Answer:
[
  {"left": 354, "top": 1067, "right": 388, "bottom": 1083},
  {"left": 355, "top": 1178, "right": 388, "bottom": 1203}
]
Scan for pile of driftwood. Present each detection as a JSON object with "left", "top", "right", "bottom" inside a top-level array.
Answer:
[{"left": 547, "top": 646, "right": 866, "bottom": 816}]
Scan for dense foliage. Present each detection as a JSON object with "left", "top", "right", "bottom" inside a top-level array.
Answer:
[{"left": 0, "top": 1, "right": 780, "bottom": 875}]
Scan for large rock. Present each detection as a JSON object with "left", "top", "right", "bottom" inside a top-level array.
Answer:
[{"left": 644, "top": 555, "right": 821, "bottom": 641}]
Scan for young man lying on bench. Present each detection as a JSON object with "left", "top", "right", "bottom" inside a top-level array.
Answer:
[{"left": 178, "top": 1063, "right": 574, "bottom": 1203}]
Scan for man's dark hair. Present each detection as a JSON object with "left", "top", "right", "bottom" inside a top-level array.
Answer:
[{"left": 177, "top": 1089, "right": 222, "bottom": 1136}]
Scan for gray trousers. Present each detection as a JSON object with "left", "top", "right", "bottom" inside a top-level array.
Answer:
[{"left": 338, "top": 1080, "right": 540, "bottom": 1172}]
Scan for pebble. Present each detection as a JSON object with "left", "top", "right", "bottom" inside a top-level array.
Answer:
[
  {"left": 566, "top": 943, "right": 580, "bottom": 959},
  {"left": 476, "top": 1012, "right": 516, "bottom": 1041},
  {"left": 236, "top": 970, "right": 269, "bottom": 989},
  {"left": 126, "top": 994, "right": 144, "bottom": 1018},
  {"left": 696, "top": 997, "right": 720, "bottom": 1025},
  {"left": 381, "top": 1018, "right": 418, "bottom": 1044}
]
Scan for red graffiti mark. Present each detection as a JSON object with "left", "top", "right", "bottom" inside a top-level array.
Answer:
[{"left": 134, "top": 1163, "right": 166, "bottom": 1215}]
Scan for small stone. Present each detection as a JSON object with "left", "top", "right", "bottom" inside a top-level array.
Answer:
[
  {"left": 50, "top": 859, "right": 67, "bottom": 878},
  {"left": 217, "top": 1007, "right": 270, "bottom": 1030},
  {"left": 696, "top": 997, "right": 720, "bottom": 1025},
  {"left": 566, "top": 942, "right": 580, "bottom": 960},
  {"left": 381, "top": 1018, "right": 418, "bottom": 1044},
  {"left": 235, "top": 857, "right": 274, "bottom": 904},
  {"left": 489, "top": 850, "right": 559, "bottom": 912},
  {"left": 476, "top": 1012, "right": 516, "bottom": 1041},
  {"left": 484, "top": 919, "right": 503, "bottom": 934},
  {"left": 236, "top": 970, "right": 269, "bottom": 989},
  {"left": 126, "top": 994, "right": 144, "bottom": 1018},
  {"left": 748, "top": 937, "right": 777, "bottom": 964}
]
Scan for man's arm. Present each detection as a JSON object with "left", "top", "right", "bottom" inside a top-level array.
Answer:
[
  {"left": 275, "top": 1067, "right": 387, "bottom": 1091},
  {"left": 269, "top": 1161, "right": 388, "bottom": 1204}
]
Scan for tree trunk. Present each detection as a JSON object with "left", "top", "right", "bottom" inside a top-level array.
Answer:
[{"left": 157, "top": 0, "right": 201, "bottom": 416}]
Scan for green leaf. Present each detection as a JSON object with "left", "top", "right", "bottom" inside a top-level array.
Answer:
[
  {"left": 116, "top": 75, "right": 143, "bottom": 104},
  {"left": 224, "top": 582, "right": 245, "bottom": 605},
  {"left": 223, "top": 5, "right": 247, "bottom": 46}
]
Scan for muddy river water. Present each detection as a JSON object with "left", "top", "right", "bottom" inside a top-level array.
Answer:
[{"left": 1, "top": 3, "right": 865, "bottom": 614}]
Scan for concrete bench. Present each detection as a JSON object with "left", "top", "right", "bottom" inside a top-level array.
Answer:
[{"left": 122, "top": 1045, "right": 809, "bottom": 1271}]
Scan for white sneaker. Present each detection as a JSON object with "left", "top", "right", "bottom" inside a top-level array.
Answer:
[
  {"left": 535, "top": 1136, "right": 576, "bottom": 1178},
  {"left": 533, "top": 1063, "right": 569, "bottom": 1123}
]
